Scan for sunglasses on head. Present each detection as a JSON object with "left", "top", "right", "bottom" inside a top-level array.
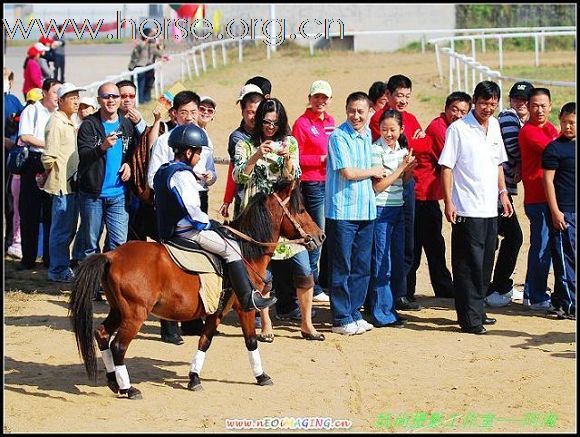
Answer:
[
  {"left": 120, "top": 93, "right": 136, "bottom": 99},
  {"left": 99, "top": 93, "right": 120, "bottom": 100}
]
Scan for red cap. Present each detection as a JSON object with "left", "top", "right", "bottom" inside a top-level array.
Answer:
[
  {"left": 27, "top": 46, "right": 41, "bottom": 57},
  {"left": 39, "top": 36, "right": 54, "bottom": 45}
]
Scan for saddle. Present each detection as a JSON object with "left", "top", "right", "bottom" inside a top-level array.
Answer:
[
  {"left": 162, "top": 237, "right": 227, "bottom": 314},
  {"left": 163, "top": 236, "right": 224, "bottom": 276}
]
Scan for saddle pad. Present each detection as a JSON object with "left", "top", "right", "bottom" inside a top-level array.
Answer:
[
  {"left": 198, "top": 273, "right": 223, "bottom": 314},
  {"left": 164, "top": 244, "right": 219, "bottom": 274},
  {"left": 163, "top": 244, "right": 223, "bottom": 314}
]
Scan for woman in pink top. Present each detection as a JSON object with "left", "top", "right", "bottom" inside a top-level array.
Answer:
[
  {"left": 291, "top": 80, "right": 335, "bottom": 301},
  {"left": 22, "top": 46, "right": 44, "bottom": 99}
]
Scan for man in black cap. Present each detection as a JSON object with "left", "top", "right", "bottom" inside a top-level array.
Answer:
[{"left": 485, "top": 81, "right": 533, "bottom": 308}]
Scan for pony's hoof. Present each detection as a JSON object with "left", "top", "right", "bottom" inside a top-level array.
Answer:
[
  {"left": 119, "top": 386, "right": 142, "bottom": 400},
  {"left": 188, "top": 372, "right": 203, "bottom": 391},
  {"left": 106, "top": 372, "right": 119, "bottom": 393},
  {"left": 256, "top": 373, "right": 273, "bottom": 386}
]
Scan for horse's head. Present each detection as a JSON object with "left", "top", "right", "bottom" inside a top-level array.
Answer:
[{"left": 268, "top": 179, "right": 326, "bottom": 251}]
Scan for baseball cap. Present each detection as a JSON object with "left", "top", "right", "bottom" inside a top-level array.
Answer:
[
  {"left": 27, "top": 46, "right": 42, "bottom": 57},
  {"left": 39, "top": 37, "right": 54, "bottom": 46},
  {"left": 79, "top": 96, "right": 98, "bottom": 109},
  {"left": 236, "top": 84, "right": 263, "bottom": 103},
  {"left": 199, "top": 95, "right": 217, "bottom": 108},
  {"left": 509, "top": 81, "right": 534, "bottom": 99},
  {"left": 57, "top": 82, "right": 86, "bottom": 99},
  {"left": 26, "top": 88, "right": 43, "bottom": 103},
  {"left": 309, "top": 80, "right": 332, "bottom": 98},
  {"left": 34, "top": 42, "right": 50, "bottom": 52}
]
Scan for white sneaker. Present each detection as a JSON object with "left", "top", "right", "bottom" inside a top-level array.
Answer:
[
  {"left": 313, "top": 292, "right": 330, "bottom": 302},
  {"left": 6, "top": 245, "right": 22, "bottom": 259},
  {"left": 356, "top": 319, "right": 374, "bottom": 332},
  {"left": 484, "top": 291, "right": 512, "bottom": 307},
  {"left": 529, "top": 300, "right": 555, "bottom": 311},
  {"left": 332, "top": 322, "right": 365, "bottom": 335},
  {"left": 511, "top": 287, "right": 524, "bottom": 300}
]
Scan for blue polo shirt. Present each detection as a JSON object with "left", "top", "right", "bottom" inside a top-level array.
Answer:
[
  {"left": 542, "top": 135, "right": 576, "bottom": 212},
  {"left": 100, "top": 120, "right": 125, "bottom": 199},
  {"left": 325, "top": 121, "right": 376, "bottom": 220}
]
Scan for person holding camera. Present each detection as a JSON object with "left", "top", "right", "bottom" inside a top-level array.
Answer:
[{"left": 41, "top": 83, "right": 84, "bottom": 282}]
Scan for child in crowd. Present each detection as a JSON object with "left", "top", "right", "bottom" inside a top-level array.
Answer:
[
  {"left": 368, "top": 109, "right": 417, "bottom": 327},
  {"left": 542, "top": 102, "right": 576, "bottom": 319}
]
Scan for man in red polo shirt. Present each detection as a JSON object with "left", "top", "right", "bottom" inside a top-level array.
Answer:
[
  {"left": 519, "top": 87, "right": 559, "bottom": 310},
  {"left": 369, "top": 74, "right": 425, "bottom": 311},
  {"left": 412, "top": 91, "right": 472, "bottom": 299}
]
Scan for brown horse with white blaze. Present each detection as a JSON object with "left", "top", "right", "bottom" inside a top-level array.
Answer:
[{"left": 69, "top": 180, "right": 325, "bottom": 399}]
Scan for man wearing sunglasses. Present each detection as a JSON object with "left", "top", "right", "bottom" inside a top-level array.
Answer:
[
  {"left": 116, "top": 80, "right": 147, "bottom": 135},
  {"left": 76, "top": 82, "right": 138, "bottom": 285}
]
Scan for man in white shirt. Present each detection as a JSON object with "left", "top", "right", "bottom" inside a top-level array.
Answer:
[
  {"left": 17, "top": 78, "right": 62, "bottom": 270},
  {"left": 147, "top": 91, "right": 201, "bottom": 190},
  {"left": 439, "top": 80, "right": 513, "bottom": 335}
]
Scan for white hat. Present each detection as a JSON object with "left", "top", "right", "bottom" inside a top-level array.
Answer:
[
  {"left": 236, "top": 84, "right": 262, "bottom": 103},
  {"left": 57, "top": 82, "right": 86, "bottom": 99},
  {"left": 79, "top": 96, "right": 98, "bottom": 108},
  {"left": 309, "top": 80, "right": 332, "bottom": 98},
  {"left": 33, "top": 42, "right": 50, "bottom": 52},
  {"left": 199, "top": 95, "right": 217, "bottom": 108}
]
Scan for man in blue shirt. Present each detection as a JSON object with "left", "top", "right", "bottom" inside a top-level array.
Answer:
[{"left": 325, "top": 92, "right": 387, "bottom": 335}]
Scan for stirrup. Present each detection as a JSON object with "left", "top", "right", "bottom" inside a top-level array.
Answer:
[{"left": 250, "top": 291, "right": 277, "bottom": 311}]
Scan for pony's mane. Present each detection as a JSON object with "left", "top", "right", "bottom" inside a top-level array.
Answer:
[
  {"left": 271, "top": 179, "right": 303, "bottom": 214},
  {"left": 230, "top": 192, "right": 273, "bottom": 260}
]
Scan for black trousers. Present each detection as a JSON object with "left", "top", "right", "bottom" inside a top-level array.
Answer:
[
  {"left": 408, "top": 200, "right": 454, "bottom": 297},
  {"left": 53, "top": 54, "right": 65, "bottom": 82},
  {"left": 5, "top": 171, "right": 14, "bottom": 250},
  {"left": 488, "top": 194, "right": 523, "bottom": 295},
  {"left": 452, "top": 216, "right": 497, "bottom": 329},
  {"left": 19, "top": 152, "right": 52, "bottom": 268}
]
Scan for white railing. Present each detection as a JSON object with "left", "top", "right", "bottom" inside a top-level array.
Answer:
[{"left": 430, "top": 28, "right": 576, "bottom": 111}]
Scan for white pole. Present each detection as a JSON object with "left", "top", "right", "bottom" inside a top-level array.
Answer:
[
  {"left": 221, "top": 41, "right": 227, "bottom": 65},
  {"left": 448, "top": 50, "right": 454, "bottom": 94},
  {"left": 455, "top": 55, "right": 462, "bottom": 91},
  {"left": 471, "top": 37, "right": 476, "bottom": 60},
  {"left": 534, "top": 34, "right": 540, "bottom": 67},
  {"left": 200, "top": 46, "right": 207, "bottom": 72},
  {"left": 498, "top": 36, "right": 503, "bottom": 70},
  {"left": 192, "top": 50, "right": 200, "bottom": 77},
  {"left": 238, "top": 38, "right": 243, "bottom": 63},
  {"left": 270, "top": 4, "right": 276, "bottom": 53},
  {"left": 211, "top": 44, "right": 217, "bottom": 69},
  {"left": 309, "top": 39, "right": 314, "bottom": 56},
  {"left": 481, "top": 32, "right": 486, "bottom": 53},
  {"left": 186, "top": 57, "right": 192, "bottom": 80}
]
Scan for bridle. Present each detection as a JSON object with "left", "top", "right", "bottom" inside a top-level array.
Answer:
[{"left": 223, "top": 181, "right": 315, "bottom": 250}]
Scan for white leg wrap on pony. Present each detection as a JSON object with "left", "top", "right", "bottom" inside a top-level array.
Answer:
[
  {"left": 100, "top": 349, "right": 115, "bottom": 373},
  {"left": 190, "top": 350, "right": 206, "bottom": 375},
  {"left": 248, "top": 349, "right": 263, "bottom": 377},
  {"left": 114, "top": 365, "right": 131, "bottom": 390}
]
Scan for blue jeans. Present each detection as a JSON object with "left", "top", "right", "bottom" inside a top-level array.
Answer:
[
  {"left": 327, "top": 218, "right": 374, "bottom": 327},
  {"left": 524, "top": 203, "right": 552, "bottom": 304},
  {"left": 78, "top": 192, "right": 129, "bottom": 259},
  {"left": 368, "top": 206, "right": 404, "bottom": 326},
  {"left": 301, "top": 181, "right": 326, "bottom": 295},
  {"left": 48, "top": 193, "right": 79, "bottom": 278},
  {"left": 550, "top": 212, "right": 576, "bottom": 315}
]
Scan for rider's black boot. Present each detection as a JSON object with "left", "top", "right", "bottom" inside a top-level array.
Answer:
[
  {"left": 227, "top": 260, "right": 277, "bottom": 311},
  {"left": 160, "top": 320, "right": 184, "bottom": 345}
]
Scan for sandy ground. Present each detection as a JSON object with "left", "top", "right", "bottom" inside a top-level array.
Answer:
[{"left": 4, "top": 48, "right": 576, "bottom": 433}]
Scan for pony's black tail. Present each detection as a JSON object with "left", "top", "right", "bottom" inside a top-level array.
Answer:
[{"left": 68, "top": 254, "right": 109, "bottom": 382}]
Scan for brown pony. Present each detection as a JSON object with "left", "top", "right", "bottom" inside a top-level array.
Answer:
[{"left": 69, "top": 180, "right": 325, "bottom": 399}]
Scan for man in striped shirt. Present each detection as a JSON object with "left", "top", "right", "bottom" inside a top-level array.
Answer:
[
  {"left": 485, "top": 81, "right": 533, "bottom": 308},
  {"left": 325, "top": 92, "right": 387, "bottom": 335}
]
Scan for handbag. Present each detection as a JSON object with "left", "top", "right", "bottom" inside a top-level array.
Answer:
[{"left": 7, "top": 144, "right": 30, "bottom": 175}]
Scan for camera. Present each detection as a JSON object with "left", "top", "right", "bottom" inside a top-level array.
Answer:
[
  {"left": 110, "top": 130, "right": 123, "bottom": 137},
  {"left": 269, "top": 141, "right": 283, "bottom": 153}
]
